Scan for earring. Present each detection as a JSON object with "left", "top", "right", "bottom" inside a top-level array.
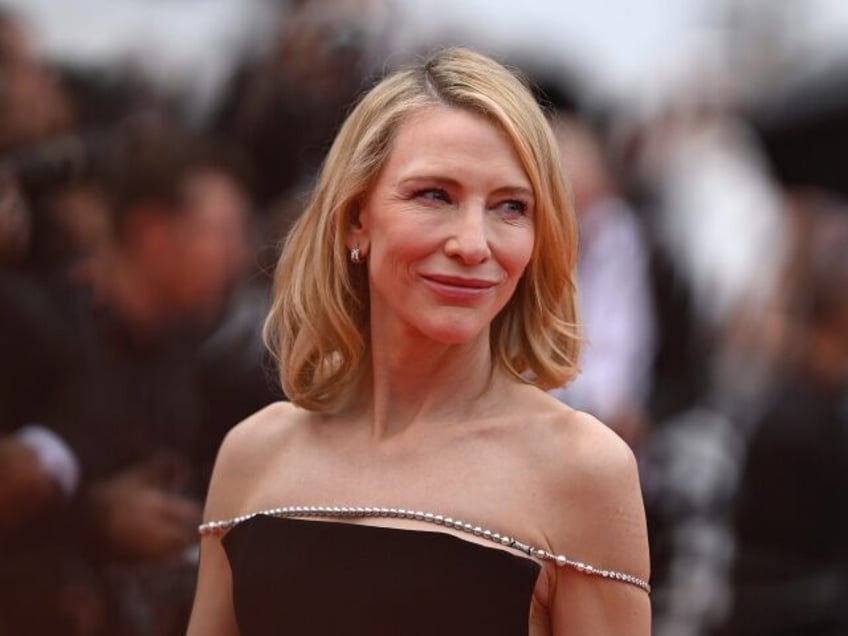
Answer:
[{"left": 350, "top": 246, "right": 363, "bottom": 263}]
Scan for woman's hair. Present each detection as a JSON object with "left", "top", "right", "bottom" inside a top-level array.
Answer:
[{"left": 264, "top": 46, "right": 580, "bottom": 411}]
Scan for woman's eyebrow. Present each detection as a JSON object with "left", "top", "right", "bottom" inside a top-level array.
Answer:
[
  {"left": 397, "top": 176, "right": 533, "bottom": 197},
  {"left": 491, "top": 185, "right": 534, "bottom": 199},
  {"left": 396, "top": 175, "right": 460, "bottom": 188}
]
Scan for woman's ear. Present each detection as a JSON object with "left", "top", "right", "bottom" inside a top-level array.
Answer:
[{"left": 346, "top": 201, "right": 370, "bottom": 255}]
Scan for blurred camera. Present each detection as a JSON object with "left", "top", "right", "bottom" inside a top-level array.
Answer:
[{"left": 1, "top": 130, "right": 106, "bottom": 196}]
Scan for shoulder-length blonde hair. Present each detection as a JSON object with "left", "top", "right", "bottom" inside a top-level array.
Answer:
[{"left": 264, "top": 47, "right": 580, "bottom": 411}]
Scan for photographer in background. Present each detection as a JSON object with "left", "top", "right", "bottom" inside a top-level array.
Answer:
[
  {"left": 0, "top": 116, "right": 273, "bottom": 635},
  {"left": 0, "top": 8, "right": 83, "bottom": 550}
]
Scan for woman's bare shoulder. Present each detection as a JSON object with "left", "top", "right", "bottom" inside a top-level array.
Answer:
[
  {"left": 221, "top": 401, "right": 303, "bottom": 450},
  {"left": 518, "top": 391, "right": 635, "bottom": 476},
  {"left": 547, "top": 402, "right": 638, "bottom": 485},
  {"left": 511, "top": 390, "right": 628, "bottom": 465},
  {"left": 520, "top": 398, "right": 651, "bottom": 630},
  {"left": 202, "top": 401, "right": 308, "bottom": 522},
  {"left": 514, "top": 393, "right": 649, "bottom": 582}
]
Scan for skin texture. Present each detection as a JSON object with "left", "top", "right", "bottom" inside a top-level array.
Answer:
[{"left": 187, "top": 107, "right": 650, "bottom": 635}]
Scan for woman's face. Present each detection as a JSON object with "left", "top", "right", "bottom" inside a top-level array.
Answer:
[{"left": 352, "top": 105, "right": 535, "bottom": 345}]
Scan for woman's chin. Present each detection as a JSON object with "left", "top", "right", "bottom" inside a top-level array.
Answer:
[{"left": 417, "top": 319, "right": 489, "bottom": 346}]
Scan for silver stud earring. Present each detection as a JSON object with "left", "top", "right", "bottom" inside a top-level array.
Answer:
[{"left": 350, "top": 246, "right": 363, "bottom": 263}]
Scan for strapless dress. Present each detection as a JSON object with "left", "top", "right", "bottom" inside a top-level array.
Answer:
[{"left": 202, "top": 506, "right": 650, "bottom": 635}]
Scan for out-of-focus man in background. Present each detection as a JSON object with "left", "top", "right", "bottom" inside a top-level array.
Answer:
[
  {"left": 545, "top": 92, "right": 657, "bottom": 447},
  {"left": 717, "top": 203, "right": 848, "bottom": 635},
  {"left": 0, "top": 116, "right": 273, "bottom": 635}
]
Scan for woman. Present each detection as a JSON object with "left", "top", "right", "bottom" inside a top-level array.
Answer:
[{"left": 188, "top": 47, "right": 650, "bottom": 635}]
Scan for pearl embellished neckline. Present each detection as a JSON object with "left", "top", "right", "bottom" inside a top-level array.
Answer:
[{"left": 200, "top": 504, "right": 650, "bottom": 594}]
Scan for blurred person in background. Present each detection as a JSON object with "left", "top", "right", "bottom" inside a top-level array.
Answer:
[
  {"left": 211, "top": 0, "right": 383, "bottom": 210},
  {"left": 0, "top": 8, "right": 75, "bottom": 154},
  {"left": 622, "top": 61, "right": 790, "bottom": 634},
  {"left": 0, "top": 168, "right": 30, "bottom": 263},
  {"left": 634, "top": 49, "right": 848, "bottom": 634},
  {"left": 0, "top": 267, "right": 76, "bottom": 539},
  {"left": 0, "top": 8, "right": 285, "bottom": 633},
  {"left": 0, "top": 14, "right": 94, "bottom": 632},
  {"left": 0, "top": 7, "right": 84, "bottom": 302},
  {"left": 0, "top": 117, "right": 276, "bottom": 635},
  {"left": 543, "top": 86, "right": 657, "bottom": 447},
  {"left": 716, "top": 200, "right": 848, "bottom": 635},
  {"left": 0, "top": 176, "right": 79, "bottom": 534}
]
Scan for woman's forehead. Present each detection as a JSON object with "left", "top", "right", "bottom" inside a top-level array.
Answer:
[{"left": 380, "top": 106, "right": 532, "bottom": 189}]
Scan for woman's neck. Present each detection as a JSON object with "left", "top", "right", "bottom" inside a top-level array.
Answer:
[{"left": 363, "top": 322, "right": 497, "bottom": 440}]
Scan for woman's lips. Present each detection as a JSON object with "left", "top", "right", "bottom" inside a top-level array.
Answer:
[{"left": 420, "top": 274, "right": 498, "bottom": 300}]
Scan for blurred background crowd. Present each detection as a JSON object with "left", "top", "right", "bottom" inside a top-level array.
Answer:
[{"left": 0, "top": 0, "right": 846, "bottom": 634}]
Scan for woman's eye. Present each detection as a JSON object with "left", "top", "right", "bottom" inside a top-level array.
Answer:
[
  {"left": 500, "top": 199, "right": 529, "bottom": 215},
  {"left": 414, "top": 188, "right": 451, "bottom": 204}
]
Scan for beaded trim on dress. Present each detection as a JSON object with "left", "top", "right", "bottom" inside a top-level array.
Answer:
[{"left": 199, "top": 504, "right": 650, "bottom": 594}]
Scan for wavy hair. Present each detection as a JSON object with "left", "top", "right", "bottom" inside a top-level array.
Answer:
[{"left": 264, "top": 47, "right": 580, "bottom": 411}]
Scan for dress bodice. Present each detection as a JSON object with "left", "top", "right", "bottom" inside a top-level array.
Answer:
[
  {"left": 222, "top": 514, "right": 541, "bottom": 635},
  {"left": 205, "top": 505, "right": 650, "bottom": 635}
]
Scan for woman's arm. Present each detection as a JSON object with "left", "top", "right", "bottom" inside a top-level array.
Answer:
[
  {"left": 187, "top": 532, "right": 240, "bottom": 635},
  {"left": 187, "top": 403, "right": 291, "bottom": 635},
  {"left": 186, "top": 425, "right": 245, "bottom": 635},
  {"left": 547, "top": 412, "right": 651, "bottom": 635}
]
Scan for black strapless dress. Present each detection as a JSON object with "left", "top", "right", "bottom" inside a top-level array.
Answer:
[{"left": 222, "top": 514, "right": 541, "bottom": 635}]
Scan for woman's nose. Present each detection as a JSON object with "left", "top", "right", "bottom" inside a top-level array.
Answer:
[{"left": 443, "top": 205, "right": 491, "bottom": 265}]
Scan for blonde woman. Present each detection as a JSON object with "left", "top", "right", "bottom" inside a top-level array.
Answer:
[{"left": 188, "top": 47, "right": 650, "bottom": 635}]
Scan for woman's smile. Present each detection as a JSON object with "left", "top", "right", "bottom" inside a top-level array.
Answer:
[{"left": 419, "top": 273, "right": 500, "bottom": 301}]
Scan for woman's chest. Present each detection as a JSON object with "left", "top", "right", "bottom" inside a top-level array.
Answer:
[
  {"left": 235, "top": 436, "right": 558, "bottom": 631},
  {"left": 251, "top": 426, "right": 545, "bottom": 512}
]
